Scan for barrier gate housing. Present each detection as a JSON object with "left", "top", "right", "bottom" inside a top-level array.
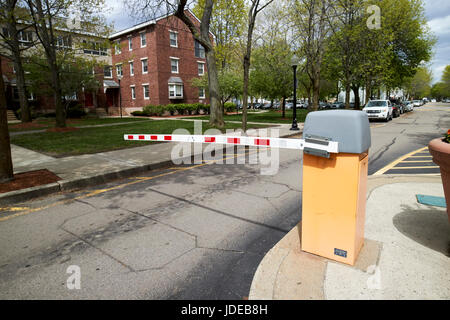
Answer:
[{"left": 125, "top": 110, "right": 372, "bottom": 266}]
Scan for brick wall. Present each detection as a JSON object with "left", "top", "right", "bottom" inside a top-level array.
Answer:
[{"left": 110, "top": 11, "right": 209, "bottom": 110}]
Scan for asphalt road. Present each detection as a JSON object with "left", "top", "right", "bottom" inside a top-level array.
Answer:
[{"left": 0, "top": 102, "right": 449, "bottom": 299}]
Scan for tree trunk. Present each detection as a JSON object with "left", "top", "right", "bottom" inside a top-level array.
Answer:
[
  {"left": 345, "top": 82, "right": 351, "bottom": 109},
  {"left": 206, "top": 49, "right": 223, "bottom": 128},
  {"left": 174, "top": 0, "right": 223, "bottom": 128},
  {"left": 0, "top": 58, "right": 14, "bottom": 183},
  {"left": 352, "top": 85, "right": 360, "bottom": 109},
  {"left": 312, "top": 76, "right": 320, "bottom": 111},
  {"left": 281, "top": 97, "right": 286, "bottom": 118},
  {"left": 13, "top": 60, "right": 32, "bottom": 122},
  {"left": 50, "top": 61, "right": 66, "bottom": 128}
]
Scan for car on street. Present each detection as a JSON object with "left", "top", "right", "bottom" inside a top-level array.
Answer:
[
  {"left": 413, "top": 100, "right": 423, "bottom": 107},
  {"left": 431, "top": 99, "right": 437, "bottom": 103},
  {"left": 285, "top": 102, "right": 293, "bottom": 109},
  {"left": 392, "top": 104, "right": 401, "bottom": 118},
  {"left": 362, "top": 100, "right": 393, "bottom": 122},
  {"left": 331, "top": 102, "right": 345, "bottom": 109},
  {"left": 404, "top": 101, "right": 414, "bottom": 112}
]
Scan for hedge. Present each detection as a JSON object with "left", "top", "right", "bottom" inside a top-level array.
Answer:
[{"left": 132, "top": 103, "right": 211, "bottom": 117}]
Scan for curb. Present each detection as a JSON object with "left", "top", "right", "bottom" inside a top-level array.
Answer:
[{"left": 1, "top": 130, "right": 301, "bottom": 206}]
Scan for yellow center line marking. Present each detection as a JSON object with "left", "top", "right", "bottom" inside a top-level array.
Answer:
[
  {"left": 373, "top": 146, "right": 429, "bottom": 175},
  {"left": 408, "top": 155, "right": 432, "bottom": 158},
  {"left": 0, "top": 150, "right": 259, "bottom": 223}
]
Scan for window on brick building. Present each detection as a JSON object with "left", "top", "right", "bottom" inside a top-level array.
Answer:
[
  {"left": 116, "top": 64, "right": 123, "bottom": 77},
  {"left": 199, "top": 88, "right": 205, "bottom": 99},
  {"left": 140, "top": 32, "right": 146, "bottom": 47},
  {"left": 128, "top": 36, "right": 132, "bottom": 51},
  {"left": 170, "top": 58, "right": 179, "bottom": 73},
  {"left": 143, "top": 84, "right": 150, "bottom": 99},
  {"left": 131, "top": 86, "right": 136, "bottom": 100},
  {"left": 198, "top": 62, "right": 205, "bottom": 76},
  {"left": 129, "top": 61, "right": 134, "bottom": 76},
  {"left": 169, "top": 83, "right": 183, "bottom": 99},
  {"left": 104, "top": 65, "right": 112, "bottom": 78},
  {"left": 194, "top": 40, "right": 205, "bottom": 59},
  {"left": 115, "top": 40, "right": 121, "bottom": 54},
  {"left": 141, "top": 58, "right": 148, "bottom": 74},
  {"left": 169, "top": 31, "right": 178, "bottom": 47}
]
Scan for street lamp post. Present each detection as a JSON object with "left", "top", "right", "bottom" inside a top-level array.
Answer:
[
  {"left": 290, "top": 54, "right": 299, "bottom": 131},
  {"left": 118, "top": 76, "right": 123, "bottom": 118}
]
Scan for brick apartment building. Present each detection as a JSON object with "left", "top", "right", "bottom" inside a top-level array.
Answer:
[
  {"left": 2, "top": 10, "right": 208, "bottom": 117},
  {"left": 108, "top": 9, "right": 209, "bottom": 115},
  {"left": 1, "top": 19, "right": 112, "bottom": 115}
]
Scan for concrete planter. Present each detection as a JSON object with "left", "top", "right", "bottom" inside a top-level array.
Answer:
[{"left": 428, "top": 138, "right": 450, "bottom": 222}]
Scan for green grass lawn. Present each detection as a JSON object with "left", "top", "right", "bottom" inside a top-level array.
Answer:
[
  {"left": 185, "top": 109, "right": 309, "bottom": 124},
  {"left": 11, "top": 119, "right": 268, "bottom": 157},
  {"left": 8, "top": 117, "right": 151, "bottom": 132}
]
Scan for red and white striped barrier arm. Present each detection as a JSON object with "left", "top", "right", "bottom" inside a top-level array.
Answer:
[{"left": 124, "top": 134, "right": 339, "bottom": 153}]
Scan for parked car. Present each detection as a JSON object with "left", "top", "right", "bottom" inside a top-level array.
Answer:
[
  {"left": 404, "top": 101, "right": 414, "bottom": 112},
  {"left": 319, "top": 102, "right": 332, "bottom": 109},
  {"left": 331, "top": 102, "right": 345, "bottom": 109},
  {"left": 413, "top": 100, "right": 423, "bottom": 107},
  {"left": 392, "top": 104, "right": 401, "bottom": 118},
  {"left": 431, "top": 99, "right": 437, "bottom": 103},
  {"left": 362, "top": 100, "right": 393, "bottom": 122},
  {"left": 285, "top": 102, "right": 293, "bottom": 110}
]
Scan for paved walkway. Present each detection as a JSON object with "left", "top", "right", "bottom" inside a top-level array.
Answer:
[{"left": 249, "top": 175, "right": 450, "bottom": 300}]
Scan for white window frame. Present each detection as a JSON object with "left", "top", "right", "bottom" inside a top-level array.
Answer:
[
  {"left": 104, "top": 66, "right": 112, "bottom": 79},
  {"left": 199, "top": 87, "right": 205, "bottom": 99},
  {"left": 169, "top": 30, "right": 178, "bottom": 48},
  {"left": 140, "top": 32, "right": 146, "bottom": 47},
  {"left": 115, "top": 40, "right": 121, "bottom": 55},
  {"left": 116, "top": 64, "right": 123, "bottom": 77},
  {"left": 128, "top": 36, "right": 133, "bottom": 51},
  {"left": 170, "top": 57, "right": 179, "bottom": 74},
  {"left": 129, "top": 61, "right": 134, "bottom": 76},
  {"left": 141, "top": 57, "right": 148, "bottom": 74},
  {"left": 168, "top": 83, "right": 183, "bottom": 99},
  {"left": 130, "top": 85, "right": 136, "bottom": 100},
  {"left": 143, "top": 84, "right": 150, "bottom": 100},
  {"left": 197, "top": 61, "right": 205, "bottom": 76}
]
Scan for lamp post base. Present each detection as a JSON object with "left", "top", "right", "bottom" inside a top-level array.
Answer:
[{"left": 290, "top": 120, "right": 300, "bottom": 131}]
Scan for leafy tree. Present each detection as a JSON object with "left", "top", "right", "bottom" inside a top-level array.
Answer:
[
  {"left": 404, "top": 66, "right": 432, "bottom": 99},
  {"left": 250, "top": 39, "right": 293, "bottom": 115},
  {"left": 192, "top": 0, "right": 246, "bottom": 70},
  {"left": 442, "top": 65, "right": 450, "bottom": 95},
  {"left": 430, "top": 82, "right": 448, "bottom": 100},
  {"left": 25, "top": 0, "right": 110, "bottom": 128},
  {"left": 290, "top": 0, "right": 334, "bottom": 111},
  {"left": 191, "top": 69, "right": 243, "bottom": 107},
  {"left": 24, "top": 48, "right": 103, "bottom": 112}
]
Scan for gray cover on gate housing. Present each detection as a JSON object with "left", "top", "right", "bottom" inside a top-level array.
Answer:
[{"left": 303, "top": 110, "right": 371, "bottom": 154}]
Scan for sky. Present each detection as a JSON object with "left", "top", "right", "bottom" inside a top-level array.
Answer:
[{"left": 104, "top": 0, "right": 450, "bottom": 83}]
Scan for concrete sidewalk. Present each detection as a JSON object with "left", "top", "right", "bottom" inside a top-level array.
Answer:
[
  {"left": 1, "top": 124, "right": 302, "bottom": 205},
  {"left": 249, "top": 174, "right": 450, "bottom": 300}
]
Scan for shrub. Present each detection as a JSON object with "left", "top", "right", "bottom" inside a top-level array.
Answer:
[
  {"left": 67, "top": 105, "right": 87, "bottom": 118},
  {"left": 224, "top": 102, "right": 237, "bottom": 113},
  {"left": 131, "top": 110, "right": 145, "bottom": 116}
]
